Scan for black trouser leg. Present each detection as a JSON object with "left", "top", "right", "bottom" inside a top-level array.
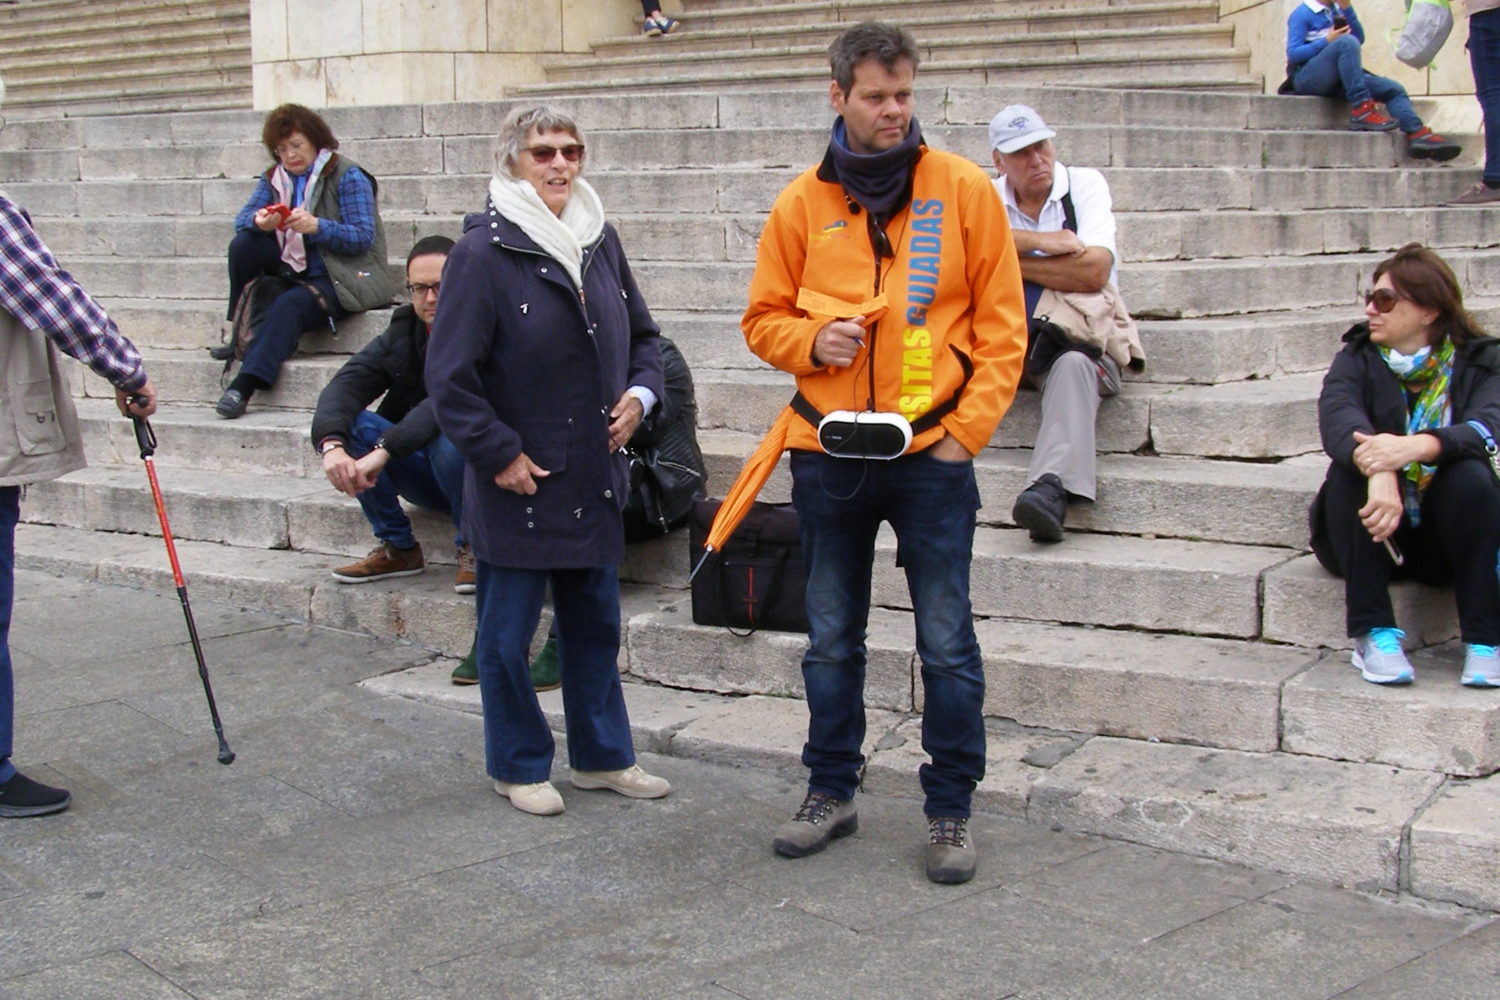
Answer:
[
  {"left": 1416, "top": 459, "right": 1500, "bottom": 645},
  {"left": 1319, "top": 463, "right": 1399, "bottom": 638}
]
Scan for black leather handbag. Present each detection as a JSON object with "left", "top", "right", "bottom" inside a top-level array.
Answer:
[
  {"left": 688, "top": 498, "right": 809, "bottom": 634},
  {"left": 622, "top": 336, "right": 707, "bottom": 542}
]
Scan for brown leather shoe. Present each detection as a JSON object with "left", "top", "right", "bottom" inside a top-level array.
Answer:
[
  {"left": 331, "top": 542, "right": 424, "bottom": 583},
  {"left": 454, "top": 543, "right": 476, "bottom": 594}
]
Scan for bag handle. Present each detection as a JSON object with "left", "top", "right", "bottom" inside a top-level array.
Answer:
[{"left": 1465, "top": 419, "right": 1500, "bottom": 480}]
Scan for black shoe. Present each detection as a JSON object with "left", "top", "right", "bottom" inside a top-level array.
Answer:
[
  {"left": 215, "top": 388, "right": 247, "bottom": 419},
  {"left": 208, "top": 343, "right": 235, "bottom": 361},
  {"left": 772, "top": 791, "right": 857, "bottom": 858},
  {"left": 1011, "top": 473, "right": 1068, "bottom": 543},
  {"left": 0, "top": 771, "right": 72, "bottom": 817},
  {"left": 925, "top": 816, "right": 976, "bottom": 884}
]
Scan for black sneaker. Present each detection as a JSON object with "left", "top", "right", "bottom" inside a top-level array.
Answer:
[
  {"left": 1011, "top": 472, "right": 1068, "bottom": 543},
  {"left": 772, "top": 791, "right": 857, "bottom": 858},
  {"left": 0, "top": 771, "right": 72, "bottom": 818},
  {"left": 925, "top": 816, "right": 976, "bottom": 884}
]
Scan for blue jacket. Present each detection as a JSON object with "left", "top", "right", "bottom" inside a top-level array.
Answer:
[
  {"left": 1287, "top": 1, "right": 1366, "bottom": 71},
  {"left": 425, "top": 206, "right": 662, "bottom": 569}
]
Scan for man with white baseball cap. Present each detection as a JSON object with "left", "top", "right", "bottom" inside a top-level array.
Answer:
[{"left": 990, "top": 104, "right": 1143, "bottom": 544}]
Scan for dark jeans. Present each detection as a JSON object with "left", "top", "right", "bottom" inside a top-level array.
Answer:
[
  {"left": 225, "top": 230, "right": 345, "bottom": 388},
  {"left": 1316, "top": 459, "right": 1500, "bottom": 643},
  {"left": 473, "top": 561, "right": 635, "bottom": 784},
  {"left": 790, "top": 449, "right": 985, "bottom": 819},
  {"left": 1472, "top": 9, "right": 1500, "bottom": 184},
  {"left": 348, "top": 410, "right": 465, "bottom": 551},
  {"left": 0, "top": 487, "right": 16, "bottom": 783},
  {"left": 1292, "top": 35, "right": 1423, "bottom": 133}
]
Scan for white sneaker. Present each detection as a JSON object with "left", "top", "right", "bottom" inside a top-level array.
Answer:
[
  {"left": 494, "top": 779, "right": 564, "bottom": 815},
  {"left": 571, "top": 764, "right": 670, "bottom": 799}
]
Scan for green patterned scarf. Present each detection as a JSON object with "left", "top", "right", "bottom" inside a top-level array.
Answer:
[{"left": 1380, "top": 336, "right": 1454, "bottom": 524}]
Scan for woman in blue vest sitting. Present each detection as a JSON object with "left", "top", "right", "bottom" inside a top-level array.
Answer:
[
  {"left": 1312, "top": 244, "right": 1500, "bottom": 688},
  {"left": 216, "top": 104, "right": 397, "bottom": 419}
]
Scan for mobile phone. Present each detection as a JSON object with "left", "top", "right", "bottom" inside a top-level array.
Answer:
[{"left": 1333, "top": 14, "right": 1348, "bottom": 28}]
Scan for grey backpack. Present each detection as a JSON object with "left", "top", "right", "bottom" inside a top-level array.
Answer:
[{"left": 1393, "top": 0, "right": 1453, "bottom": 69}]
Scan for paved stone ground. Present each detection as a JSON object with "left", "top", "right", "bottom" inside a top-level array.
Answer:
[{"left": 4, "top": 569, "right": 1500, "bottom": 1000}]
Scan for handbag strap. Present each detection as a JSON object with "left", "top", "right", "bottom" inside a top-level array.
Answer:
[{"left": 1465, "top": 419, "right": 1500, "bottom": 480}]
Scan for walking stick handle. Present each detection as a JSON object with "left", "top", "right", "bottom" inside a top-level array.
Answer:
[{"left": 131, "top": 408, "right": 156, "bottom": 460}]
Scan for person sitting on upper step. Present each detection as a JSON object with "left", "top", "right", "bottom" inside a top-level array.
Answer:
[
  {"left": 992, "top": 105, "right": 1144, "bottom": 544},
  {"left": 310, "top": 235, "right": 473, "bottom": 593},
  {"left": 1311, "top": 243, "right": 1500, "bottom": 689},
  {"left": 1282, "top": 0, "right": 1461, "bottom": 161},
  {"left": 214, "top": 103, "right": 399, "bottom": 420}
]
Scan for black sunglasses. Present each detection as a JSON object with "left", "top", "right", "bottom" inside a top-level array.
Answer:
[
  {"left": 1364, "top": 288, "right": 1405, "bottom": 313},
  {"left": 523, "top": 143, "right": 585, "bottom": 163}
]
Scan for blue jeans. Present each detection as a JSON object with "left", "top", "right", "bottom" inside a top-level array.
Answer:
[
  {"left": 474, "top": 561, "right": 635, "bottom": 783},
  {"left": 0, "top": 487, "right": 19, "bottom": 784},
  {"left": 226, "top": 230, "right": 347, "bottom": 388},
  {"left": 1292, "top": 35, "right": 1423, "bottom": 133},
  {"left": 348, "top": 410, "right": 465, "bottom": 550},
  {"left": 1472, "top": 9, "right": 1500, "bottom": 184},
  {"left": 790, "top": 449, "right": 985, "bottom": 819}
]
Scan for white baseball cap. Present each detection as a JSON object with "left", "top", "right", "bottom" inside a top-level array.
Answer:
[{"left": 988, "top": 104, "right": 1055, "bottom": 154}]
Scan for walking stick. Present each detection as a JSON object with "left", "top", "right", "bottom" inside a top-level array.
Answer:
[{"left": 130, "top": 410, "right": 236, "bottom": 765}]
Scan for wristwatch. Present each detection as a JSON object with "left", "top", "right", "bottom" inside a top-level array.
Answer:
[{"left": 319, "top": 439, "right": 345, "bottom": 456}]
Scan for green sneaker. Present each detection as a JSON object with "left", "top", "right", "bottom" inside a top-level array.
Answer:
[
  {"left": 450, "top": 642, "right": 478, "bottom": 685},
  {"left": 530, "top": 636, "right": 560, "bottom": 692}
]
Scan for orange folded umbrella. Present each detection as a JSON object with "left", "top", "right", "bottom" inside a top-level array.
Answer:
[{"left": 689, "top": 406, "right": 794, "bottom": 581}]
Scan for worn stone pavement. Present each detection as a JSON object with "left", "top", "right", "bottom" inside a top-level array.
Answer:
[{"left": 3, "top": 568, "right": 1499, "bottom": 1000}]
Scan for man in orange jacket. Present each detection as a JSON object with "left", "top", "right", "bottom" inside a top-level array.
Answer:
[{"left": 743, "top": 21, "right": 1026, "bottom": 884}]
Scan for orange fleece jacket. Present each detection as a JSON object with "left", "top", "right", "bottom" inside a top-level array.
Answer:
[{"left": 742, "top": 145, "right": 1026, "bottom": 456}]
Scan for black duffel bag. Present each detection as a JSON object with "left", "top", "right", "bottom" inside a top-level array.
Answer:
[{"left": 688, "top": 498, "right": 808, "bottom": 634}]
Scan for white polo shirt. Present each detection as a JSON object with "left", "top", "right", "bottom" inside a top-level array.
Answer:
[{"left": 996, "top": 161, "right": 1119, "bottom": 289}]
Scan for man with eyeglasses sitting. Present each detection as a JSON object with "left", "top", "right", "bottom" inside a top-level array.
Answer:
[{"left": 309, "top": 235, "right": 475, "bottom": 592}]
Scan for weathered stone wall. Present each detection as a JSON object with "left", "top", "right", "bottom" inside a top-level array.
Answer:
[{"left": 250, "top": 0, "right": 681, "bottom": 108}]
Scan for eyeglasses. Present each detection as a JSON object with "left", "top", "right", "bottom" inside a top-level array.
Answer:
[
  {"left": 522, "top": 143, "right": 585, "bottom": 163},
  {"left": 405, "top": 282, "right": 440, "bottom": 298},
  {"left": 1364, "top": 288, "right": 1406, "bottom": 313}
]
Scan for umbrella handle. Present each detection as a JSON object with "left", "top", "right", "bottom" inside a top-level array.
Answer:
[
  {"left": 688, "top": 546, "right": 715, "bottom": 584},
  {"left": 130, "top": 406, "right": 156, "bottom": 460}
]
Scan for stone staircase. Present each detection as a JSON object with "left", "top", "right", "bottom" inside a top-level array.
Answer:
[
  {"left": 3, "top": 0, "right": 1499, "bottom": 910},
  {"left": 0, "top": 0, "right": 250, "bottom": 120},
  {"left": 517, "top": 0, "right": 1258, "bottom": 94}
]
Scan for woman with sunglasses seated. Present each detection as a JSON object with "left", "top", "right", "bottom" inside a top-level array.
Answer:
[
  {"left": 214, "top": 103, "right": 399, "bottom": 419},
  {"left": 1312, "top": 243, "right": 1500, "bottom": 687},
  {"left": 425, "top": 105, "right": 669, "bottom": 816}
]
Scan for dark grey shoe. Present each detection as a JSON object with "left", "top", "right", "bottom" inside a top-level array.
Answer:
[
  {"left": 215, "top": 388, "right": 247, "bottom": 419},
  {"left": 925, "top": 816, "right": 975, "bottom": 884},
  {"left": 0, "top": 771, "right": 71, "bottom": 818},
  {"left": 1011, "top": 472, "right": 1067, "bottom": 543},
  {"left": 773, "top": 792, "right": 857, "bottom": 858}
]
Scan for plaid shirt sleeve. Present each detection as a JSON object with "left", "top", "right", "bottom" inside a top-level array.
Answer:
[
  {"left": 311, "top": 166, "right": 377, "bottom": 255},
  {"left": 234, "top": 175, "right": 276, "bottom": 232},
  {"left": 0, "top": 196, "right": 146, "bottom": 391}
]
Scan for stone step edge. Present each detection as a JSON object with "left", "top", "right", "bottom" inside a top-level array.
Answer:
[{"left": 362, "top": 664, "right": 1493, "bottom": 910}]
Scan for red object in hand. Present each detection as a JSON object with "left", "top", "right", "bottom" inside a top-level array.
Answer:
[{"left": 264, "top": 203, "right": 292, "bottom": 228}]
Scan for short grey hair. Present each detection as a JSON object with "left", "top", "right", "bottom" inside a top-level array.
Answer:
[
  {"left": 828, "top": 22, "right": 919, "bottom": 95},
  {"left": 494, "top": 105, "right": 584, "bottom": 178}
]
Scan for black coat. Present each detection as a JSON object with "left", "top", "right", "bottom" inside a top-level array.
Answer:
[
  {"left": 425, "top": 208, "right": 662, "bottom": 569},
  {"left": 309, "top": 304, "right": 438, "bottom": 458},
  {"left": 1318, "top": 322, "right": 1500, "bottom": 472}
]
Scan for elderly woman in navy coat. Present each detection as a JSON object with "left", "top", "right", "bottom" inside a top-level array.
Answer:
[{"left": 426, "top": 105, "right": 668, "bottom": 816}]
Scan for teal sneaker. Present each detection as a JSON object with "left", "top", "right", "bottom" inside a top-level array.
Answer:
[
  {"left": 1352, "top": 628, "right": 1414, "bottom": 685},
  {"left": 1462, "top": 644, "right": 1500, "bottom": 688}
]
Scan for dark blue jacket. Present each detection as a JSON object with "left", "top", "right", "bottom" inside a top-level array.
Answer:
[{"left": 425, "top": 206, "right": 662, "bottom": 569}]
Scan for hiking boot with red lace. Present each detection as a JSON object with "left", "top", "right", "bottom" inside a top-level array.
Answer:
[
  {"left": 1348, "top": 100, "right": 1398, "bottom": 132},
  {"left": 331, "top": 542, "right": 424, "bottom": 584},
  {"left": 773, "top": 791, "right": 858, "bottom": 858},
  {"left": 925, "top": 815, "right": 976, "bottom": 884},
  {"left": 1406, "top": 127, "right": 1462, "bottom": 162}
]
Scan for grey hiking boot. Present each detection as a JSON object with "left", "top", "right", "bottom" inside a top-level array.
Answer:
[
  {"left": 1351, "top": 627, "right": 1414, "bottom": 685},
  {"left": 925, "top": 816, "right": 976, "bottom": 884},
  {"left": 772, "top": 791, "right": 857, "bottom": 858}
]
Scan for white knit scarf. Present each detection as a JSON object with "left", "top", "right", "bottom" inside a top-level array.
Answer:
[{"left": 486, "top": 173, "right": 605, "bottom": 289}]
